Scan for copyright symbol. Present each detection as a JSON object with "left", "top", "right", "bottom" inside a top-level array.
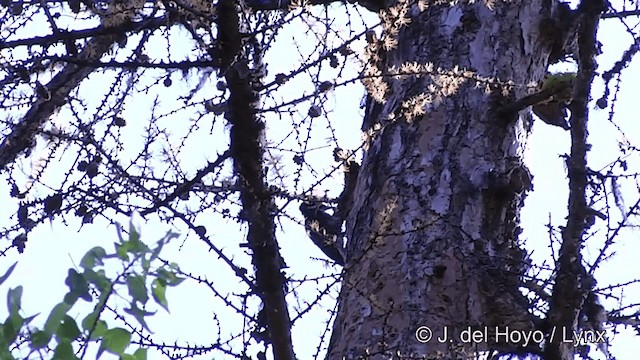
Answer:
[{"left": 415, "top": 326, "right": 432, "bottom": 343}]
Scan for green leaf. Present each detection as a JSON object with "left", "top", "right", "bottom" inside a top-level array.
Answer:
[
  {"left": 6, "top": 286, "right": 22, "bottom": 315},
  {"left": 115, "top": 222, "right": 148, "bottom": 258},
  {"left": 52, "top": 339, "right": 79, "bottom": 360},
  {"left": 98, "top": 328, "right": 131, "bottom": 357},
  {"left": 0, "top": 262, "right": 17, "bottom": 287},
  {"left": 131, "top": 239, "right": 148, "bottom": 254},
  {"left": 56, "top": 315, "right": 81, "bottom": 340},
  {"left": 121, "top": 347, "right": 149, "bottom": 360},
  {"left": 64, "top": 292, "right": 79, "bottom": 306},
  {"left": 124, "top": 302, "right": 155, "bottom": 333},
  {"left": 133, "top": 348, "right": 147, "bottom": 360},
  {"left": 82, "top": 291, "right": 109, "bottom": 336},
  {"left": 44, "top": 302, "right": 71, "bottom": 336},
  {"left": 156, "top": 268, "right": 184, "bottom": 286},
  {"left": 151, "top": 279, "right": 168, "bottom": 312},
  {"left": 93, "top": 320, "right": 108, "bottom": 338},
  {"left": 128, "top": 220, "right": 140, "bottom": 243},
  {"left": 30, "top": 330, "right": 51, "bottom": 349},
  {"left": 141, "top": 258, "right": 150, "bottom": 273},
  {"left": 80, "top": 246, "right": 107, "bottom": 269},
  {"left": 0, "top": 325, "right": 6, "bottom": 348},
  {"left": 148, "top": 231, "right": 177, "bottom": 263},
  {"left": 0, "top": 343, "right": 15, "bottom": 360},
  {"left": 81, "top": 310, "right": 98, "bottom": 333},
  {"left": 23, "top": 313, "right": 38, "bottom": 326},
  {"left": 83, "top": 318, "right": 107, "bottom": 340},
  {"left": 116, "top": 238, "right": 148, "bottom": 259},
  {"left": 65, "top": 269, "right": 91, "bottom": 302},
  {"left": 3, "top": 313, "right": 23, "bottom": 344},
  {"left": 542, "top": 71, "right": 576, "bottom": 90},
  {"left": 126, "top": 275, "right": 148, "bottom": 304},
  {"left": 116, "top": 242, "right": 131, "bottom": 261},
  {"left": 84, "top": 269, "right": 111, "bottom": 292}
]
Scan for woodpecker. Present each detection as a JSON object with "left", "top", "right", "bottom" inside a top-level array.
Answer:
[
  {"left": 299, "top": 148, "right": 359, "bottom": 266},
  {"left": 299, "top": 202, "right": 346, "bottom": 266},
  {"left": 334, "top": 147, "right": 360, "bottom": 221},
  {"left": 532, "top": 102, "right": 570, "bottom": 130},
  {"left": 531, "top": 72, "right": 575, "bottom": 130}
]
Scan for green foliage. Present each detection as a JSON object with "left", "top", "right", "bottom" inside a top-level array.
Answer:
[
  {"left": 57, "top": 315, "right": 81, "bottom": 341},
  {"left": 124, "top": 302, "right": 156, "bottom": 333},
  {"left": 151, "top": 278, "right": 169, "bottom": 312},
  {"left": 0, "top": 217, "right": 183, "bottom": 358},
  {"left": 542, "top": 71, "right": 576, "bottom": 89},
  {"left": 97, "top": 328, "right": 131, "bottom": 359},
  {"left": 30, "top": 330, "right": 50, "bottom": 349},
  {"left": 126, "top": 274, "right": 149, "bottom": 304},
  {"left": 80, "top": 247, "right": 107, "bottom": 269},
  {"left": 52, "top": 340, "right": 79, "bottom": 360},
  {"left": 122, "top": 348, "right": 148, "bottom": 360},
  {"left": 541, "top": 71, "right": 576, "bottom": 102},
  {"left": 7, "top": 286, "right": 22, "bottom": 315},
  {"left": 44, "top": 302, "right": 72, "bottom": 336},
  {"left": 3, "top": 313, "right": 23, "bottom": 345}
]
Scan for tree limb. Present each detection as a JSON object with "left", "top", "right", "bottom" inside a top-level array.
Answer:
[
  {"left": 0, "top": 1, "right": 151, "bottom": 171},
  {"left": 216, "top": 0, "right": 295, "bottom": 359},
  {"left": 544, "top": 0, "right": 607, "bottom": 358}
]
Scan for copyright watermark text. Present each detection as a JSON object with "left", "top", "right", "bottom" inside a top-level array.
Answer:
[{"left": 415, "top": 326, "right": 611, "bottom": 347}]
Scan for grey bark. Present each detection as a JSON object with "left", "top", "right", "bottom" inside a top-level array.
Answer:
[{"left": 328, "top": 1, "right": 567, "bottom": 358}]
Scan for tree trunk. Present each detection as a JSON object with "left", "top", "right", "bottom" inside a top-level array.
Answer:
[{"left": 329, "top": 1, "right": 563, "bottom": 358}]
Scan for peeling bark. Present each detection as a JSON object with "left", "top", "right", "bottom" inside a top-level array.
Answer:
[{"left": 328, "top": 1, "right": 565, "bottom": 358}]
